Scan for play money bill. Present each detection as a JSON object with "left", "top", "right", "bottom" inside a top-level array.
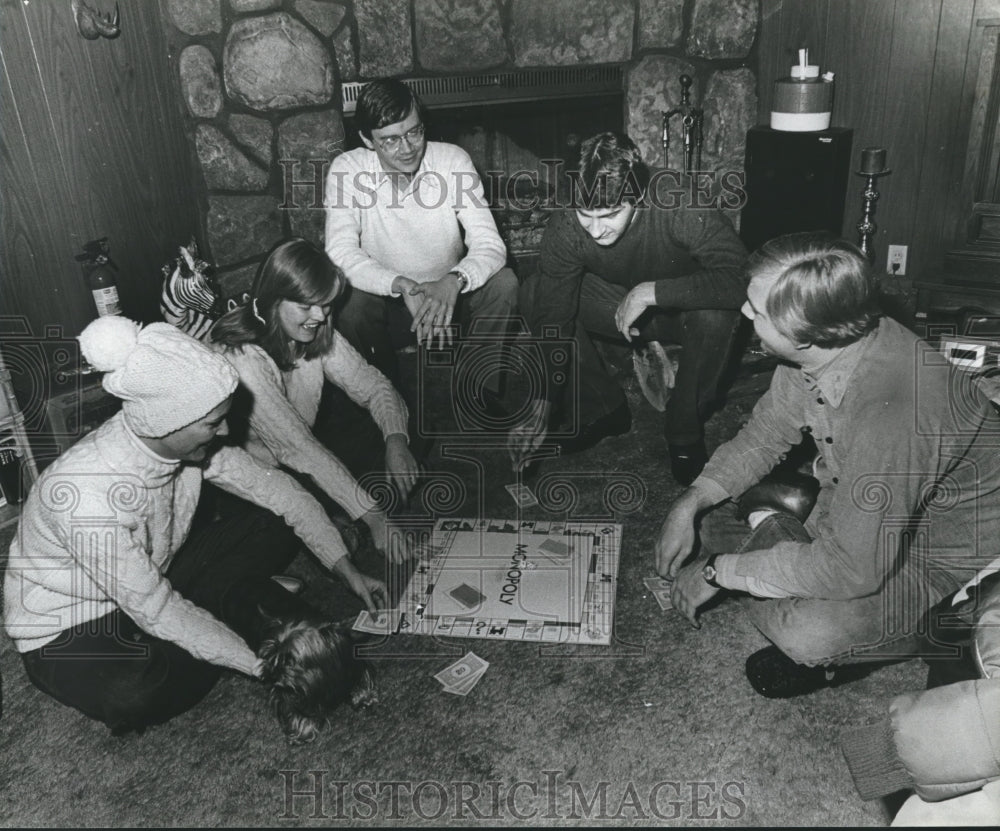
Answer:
[
  {"left": 505, "top": 483, "right": 539, "bottom": 508},
  {"left": 434, "top": 651, "right": 489, "bottom": 691},
  {"left": 643, "top": 576, "right": 673, "bottom": 592},
  {"left": 353, "top": 608, "right": 402, "bottom": 635}
]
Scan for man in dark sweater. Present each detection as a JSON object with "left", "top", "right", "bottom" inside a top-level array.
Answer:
[{"left": 507, "top": 132, "right": 748, "bottom": 484}]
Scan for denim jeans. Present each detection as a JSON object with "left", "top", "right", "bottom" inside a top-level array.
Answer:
[
  {"left": 700, "top": 503, "right": 964, "bottom": 667},
  {"left": 520, "top": 272, "right": 741, "bottom": 445},
  {"left": 21, "top": 507, "right": 303, "bottom": 734}
]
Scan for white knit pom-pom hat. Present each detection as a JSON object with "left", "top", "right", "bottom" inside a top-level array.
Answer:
[{"left": 78, "top": 317, "right": 238, "bottom": 438}]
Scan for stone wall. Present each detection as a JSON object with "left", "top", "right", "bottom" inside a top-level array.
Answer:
[{"left": 165, "top": 0, "right": 759, "bottom": 296}]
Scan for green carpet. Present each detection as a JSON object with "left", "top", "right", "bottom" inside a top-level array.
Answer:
[{"left": 0, "top": 366, "right": 926, "bottom": 827}]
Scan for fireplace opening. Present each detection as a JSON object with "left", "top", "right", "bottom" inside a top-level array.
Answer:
[{"left": 432, "top": 95, "right": 624, "bottom": 256}]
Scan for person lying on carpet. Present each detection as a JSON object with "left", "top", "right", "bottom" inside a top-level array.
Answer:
[
  {"left": 507, "top": 131, "right": 747, "bottom": 485},
  {"left": 3, "top": 317, "right": 385, "bottom": 737},
  {"left": 654, "top": 232, "right": 1000, "bottom": 698},
  {"left": 211, "top": 237, "right": 417, "bottom": 563}
]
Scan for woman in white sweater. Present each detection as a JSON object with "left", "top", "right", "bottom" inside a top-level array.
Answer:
[
  {"left": 3, "top": 317, "right": 385, "bottom": 735},
  {"left": 210, "top": 238, "right": 418, "bottom": 561}
]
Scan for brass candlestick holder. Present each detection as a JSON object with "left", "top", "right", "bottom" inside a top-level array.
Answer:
[{"left": 856, "top": 147, "right": 890, "bottom": 263}]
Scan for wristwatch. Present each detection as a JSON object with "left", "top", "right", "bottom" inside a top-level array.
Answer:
[
  {"left": 702, "top": 554, "right": 722, "bottom": 588},
  {"left": 449, "top": 270, "right": 469, "bottom": 291}
]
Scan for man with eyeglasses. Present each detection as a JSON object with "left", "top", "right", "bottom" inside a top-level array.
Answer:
[{"left": 324, "top": 78, "right": 517, "bottom": 428}]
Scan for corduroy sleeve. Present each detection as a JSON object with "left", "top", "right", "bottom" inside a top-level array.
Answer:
[{"left": 698, "top": 366, "right": 806, "bottom": 500}]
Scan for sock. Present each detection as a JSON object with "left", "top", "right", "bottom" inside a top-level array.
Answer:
[{"left": 747, "top": 509, "right": 778, "bottom": 530}]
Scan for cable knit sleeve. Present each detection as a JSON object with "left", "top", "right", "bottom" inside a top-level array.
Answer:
[
  {"left": 72, "top": 520, "right": 259, "bottom": 675},
  {"left": 225, "top": 345, "right": 375, "bottom": 520},
  {"left": 204, "top": 445, "right": 350, "bottom": 569},
  {"left": 322, "top": 332, "right": 409, "bottom": 440},
  {"left": 325, "top": 152, "right": 400, "bottom": 296},
  {"left": 447, "top": 145, "right": 507, "bottom": 292}
]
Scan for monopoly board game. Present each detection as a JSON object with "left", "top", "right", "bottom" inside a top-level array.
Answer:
[{"left": 396, "top": 518, "right": 622, "bottom": 645}]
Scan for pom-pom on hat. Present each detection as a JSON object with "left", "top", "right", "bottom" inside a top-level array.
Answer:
[{"left": 78, "top": 317, "right": 238, "bottom": 438}]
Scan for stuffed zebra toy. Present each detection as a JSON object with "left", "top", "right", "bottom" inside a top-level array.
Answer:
[{"left": 160, "top": 239, "right": 224, "bottom": 341}]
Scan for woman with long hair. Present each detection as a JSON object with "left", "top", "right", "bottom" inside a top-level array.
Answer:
[{"left": 211, "top": 237, "right": 418, "bottom": 561}]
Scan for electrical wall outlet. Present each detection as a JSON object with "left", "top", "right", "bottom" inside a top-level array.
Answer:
[{"left": 887, "top": 244, "right": 908, "bottom": 275}]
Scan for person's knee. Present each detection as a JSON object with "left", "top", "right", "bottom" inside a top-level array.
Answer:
[
  {"left": 102, "top": 646, "right": 220, "bottom": 733},
  {"left": 683, "top": 308, "right": 740, "bottom": 337},
  {"left": 743, "top": 597, "right": 872, "bottom": 666},
  {"left": 247, "top": 508, "right": 297, "bottom": 546},
  {"left": 490, "top": 267, "right": 519, "bottom": 298},
  {"left": 99, "top": 649, "right": 174, "bottom": 730},
  {"left": 474, "top": 268, "right": 519, "bottom": 314},
  {"left": 336, "top": 286, "right": 385, "bottom": 335},
  {"left": 515, "top": 272, "right": 540, "bottom": 329},
  {"left": 230, "top": 510, "right": 299, "bottom": 572}
]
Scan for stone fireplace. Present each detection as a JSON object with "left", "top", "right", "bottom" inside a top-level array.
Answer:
[{"left": 166, "top": 0, "right": 759, "bottom": 299}]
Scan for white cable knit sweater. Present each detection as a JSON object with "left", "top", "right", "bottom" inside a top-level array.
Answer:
[
  {"left": 216, "top": 333, "right": 409, "bottom": 520},
  {"left": 3, "top": 413, "right": 351, "bottom": 675}
]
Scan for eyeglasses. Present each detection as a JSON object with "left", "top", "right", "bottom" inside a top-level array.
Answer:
[{"left": 373, "top": 123, "right": 426, "bottom": 152}]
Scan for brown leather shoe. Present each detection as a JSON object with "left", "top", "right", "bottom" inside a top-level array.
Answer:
[{"left": 736, "top": 472, "right": 820, "bottom": 524}]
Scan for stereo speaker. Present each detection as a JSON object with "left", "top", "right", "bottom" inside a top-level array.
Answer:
[{"left": 740, "top": 126, "right": 854, "bottom": 252}]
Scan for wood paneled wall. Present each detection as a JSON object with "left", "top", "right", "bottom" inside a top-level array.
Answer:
[
  {"left": 757, "top": 0, "right": 997, "bottom": 280},
  {"left": 0, "top": 0, "right": 200, "bottom": 338}
]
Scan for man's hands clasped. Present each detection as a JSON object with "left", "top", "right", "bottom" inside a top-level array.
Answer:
[{"left": 395, "top": 272, "right": 463, "bottom": 350}]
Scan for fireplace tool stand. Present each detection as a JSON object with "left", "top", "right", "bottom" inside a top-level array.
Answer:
[{"left": 661, "top": 74, "right": 704, "bottom": 172}]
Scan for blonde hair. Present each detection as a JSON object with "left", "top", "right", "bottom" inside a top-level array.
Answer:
[
  {"left": 211, "top": 238, "right": 345, "bottom": 370},
  {"left": 749, "top": 233, "right": 881, "bottom": 348}
]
